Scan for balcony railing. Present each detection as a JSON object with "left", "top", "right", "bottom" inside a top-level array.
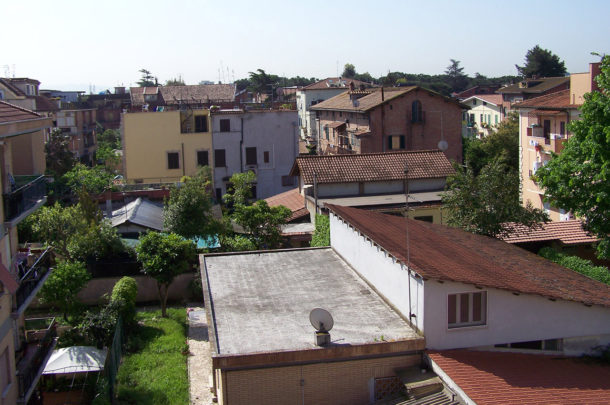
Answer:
[
  {"left": 16, "top": 317, "right": 57, "bottom": 402},
  {"left": 13, "top": 247, "right": 52, "bottom": 314},
  {"left": 3, "top": 175, "right": 47, "bottom": 222}
]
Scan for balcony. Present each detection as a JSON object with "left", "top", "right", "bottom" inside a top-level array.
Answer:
[
  {"left": 16, "top": 317, "right": 58, "bottom": 404},
  {"left": 3, "top": 175, "right": 47, "bottom": 225},
  {"left": 13, "top": 247, "right": 53, "bottom": 316}
]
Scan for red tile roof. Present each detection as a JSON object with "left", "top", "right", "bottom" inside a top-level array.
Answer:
[
  {"left": 326, "top": 205, "right": 610, "bottom": 307},
  {"left": 0, "top": 100, "right": 42, "bottom": 123},
  {"left": 429, "top": 350, "right": 610, "bottom": 405},
  {"left": 464, "top": 94, "right": 503, "bottom": 105},
  {"left": 497, "top": 77, "right": 570, "bottom": 95},
  {"left": 130, "top": 84, "right": 236, "bottom": 105},
  {"left": 300, "top": 77, "right": 371, "bottom": 90},
  {"left": 513, "top": 89, "right": 576, "bottom": 109},
  {"left": 501, "top": 220, "right": 599, "bottom": 246},
  {"left": 290, "top": 150, "right": 455, "bottom": 185},
  {"left": 265, "top": 188, "right": 309, "bottom": 222}
]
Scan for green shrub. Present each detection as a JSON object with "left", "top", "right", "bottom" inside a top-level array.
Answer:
[
  {"left": 538, "top": 247, "right": 610, "bottom": 285},
  {"left": 110, "top": 277, "right": 138, "bottom": 326},
  {"left": 311, "top": 214, "right": 330, "bottom": 247}
]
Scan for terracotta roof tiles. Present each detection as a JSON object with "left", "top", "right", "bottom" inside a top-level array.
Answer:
[
  {"left": 326, "top": 205, "right": 610, "bottom": 307},
  {"left": 497, "top": 77, "right": 570, "bottom": 95},
  {"left": 501, "top": 220, "right": 599, "bottom": 245},
  {"left": 265, "top": 188, "right": 309, "bottom": 222},
  {"left": 464, "top": 94, "right": 503, "bottom": 105},
  {"left": 130, "top": 84, "right": 236, "bottom": 105},
  {"left": 290, "top": 150, "right": 455, "bottom": 184},
  {"left": 513, "top": 89, "right": 576, "bottom": 109},
  {"left": 429, "top": 350, "right": 610, "bottom": 405},
  {"left": 300, "top": 77, "right": 371, "bottom": 90},
  {"left": 0, "top": 100, "right": 43, "bottom": 123},
  {"left": 310, "top": 87, "right": 415, "bottom": 112}
]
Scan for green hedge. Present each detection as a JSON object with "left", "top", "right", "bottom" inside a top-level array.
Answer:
[{"left": 538, "top": 247, "right": 610, "bottom": 285}]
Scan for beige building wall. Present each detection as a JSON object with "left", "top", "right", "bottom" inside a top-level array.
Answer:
[
  {"left": 122, "top": 110, "right": 213, "bottom": 183},
  {"left": 0, "top": 304, "right": 18, "bottom": 405},
  {"left": 519, "top": 109, "right": 579, "bottom": 222},
  {"left": 219, "top": 354, "right": 420, "bottom": 405}
]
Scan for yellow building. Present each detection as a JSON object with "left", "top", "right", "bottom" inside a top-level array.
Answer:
[
  {"left": 515, "top": 62, "right": 600, "bottom": 221},
  {"left": 0, "top": 101, "right": 55, "bottom": 405},
  {"left": 121, "top": 109, "right": 213, "bottom": 183}
]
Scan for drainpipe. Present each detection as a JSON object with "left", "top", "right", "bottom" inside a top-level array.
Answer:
[
  {"left": 404, "top": 164, "right": 413, "bottom": 322},
  {"left": 181, "top": 142, "right": 185, "bottom": 177},
  {"left": 313, "top": 172, "right": 318, "bottom": 215},
  {"left": 240, "top": 116, "right": 244, "bottom": 172}
]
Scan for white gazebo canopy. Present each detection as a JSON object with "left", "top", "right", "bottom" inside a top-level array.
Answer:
[{"left": 43, "top": 346, "right": 107, "bottom": 375}]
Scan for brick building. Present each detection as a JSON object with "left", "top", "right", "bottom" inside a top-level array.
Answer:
[{"left": 310, "top": 86, "right": 465, "bottom": 163}]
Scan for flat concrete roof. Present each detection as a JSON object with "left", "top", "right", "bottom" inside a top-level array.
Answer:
[{"left": 202, "top": 248, "right": 420, "bottom": 358}]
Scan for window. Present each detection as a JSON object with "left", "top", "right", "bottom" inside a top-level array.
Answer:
[
  {"left": 195, "top": 115, "right": 208, "bottom": 132},
  {"left": 560, "top": 121, "right": 566, "bottom": 136},
  {"left": 543, "top": 119, "right": 551, "bottom": 142},
  {"left": 411, "top": 100, "right": 423, "bottom": 123},
  {"left": 215, "top": 188, "right": 222, "bottom": 202},
  {"left": 324, "top": 126, "right": 329, "bottom": 140},
  {"left": 263, "top": 151, "right": 270, "bottom": 164},
  {"left": 197, "top": 150, "right": 209, "bottom": 167},
  {"left": 494, "top": 339, "right": 562, "bottom": 352},
  {"left": 388, "top": 135, "right": 405, "bottom": 150},
  {"left": 448, "top": 291, "right": 486, "bottom": 328},
  {"left": 282, "top": 175, "right": 295, "bottom": 186},
  {"left": 167, "top": 152, "right": 180, "bottom": 169},
  {"left": 245, "top": 147, "right": 257, "bottom": 165},
  {"left": 0, "top": 90, "right": 4, "bottom": 100},
  {"left": 414, "top": 215, "right": 434, "bottom": 223},
  {"left": 214, "top": 149, "right": 226, "bottom": 167},
  {"left": 220, "top": 119, "right": 231, "bottom": 132}
]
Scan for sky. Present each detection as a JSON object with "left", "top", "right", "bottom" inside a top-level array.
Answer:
[{"left": 3, "top": 0, "right": 609, "bottom": 92}]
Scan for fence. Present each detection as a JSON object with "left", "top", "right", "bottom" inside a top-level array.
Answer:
[{"left": 104, "top": 316, "right": 124, "bottom": 402}]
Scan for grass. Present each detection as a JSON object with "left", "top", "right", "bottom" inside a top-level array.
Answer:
[{"left": 116, "top": 308, "right": 189, "bottom": 405}]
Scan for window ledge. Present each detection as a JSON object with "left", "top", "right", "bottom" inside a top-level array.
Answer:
[{"left": 446, "top": 323, "right": 488, "bottom": 332}]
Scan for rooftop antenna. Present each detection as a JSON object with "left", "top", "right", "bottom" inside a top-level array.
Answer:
[{"left": 310, "top": 308, "right": 334, "bottom": 346}]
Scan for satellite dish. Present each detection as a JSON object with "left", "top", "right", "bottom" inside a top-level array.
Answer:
[
  {"left": 437, "top": 139, "right": 449, "bottom": 151},
  {"left": 309, "top": 308, "right": 334, "bottom": 332}
]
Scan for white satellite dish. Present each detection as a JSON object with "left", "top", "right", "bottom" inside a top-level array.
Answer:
[
  {"left": 309, "top": 308, "right": 334, "bottom": 333},
  {"left": 437, "top": 139, "right": 448, "bottom": 151}
]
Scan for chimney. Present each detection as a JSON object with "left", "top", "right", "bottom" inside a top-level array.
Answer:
[{"left": 115, "top": 86, "right": 125, "bottom": 94}]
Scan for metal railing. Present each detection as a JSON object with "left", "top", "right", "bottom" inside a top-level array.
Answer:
[
  {"left": 14, "top": 248, "right": 52, "bottom": 312},
  {"left": 3, "top": 175, "right": 47, "bottom": 222},
  {"left": 17, "top": 317, "right": 57, "bottom": 400}
]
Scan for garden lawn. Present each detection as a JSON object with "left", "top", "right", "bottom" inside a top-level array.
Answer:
[{"left": 116, "top": 308, "right": 189, "bottom": 405}]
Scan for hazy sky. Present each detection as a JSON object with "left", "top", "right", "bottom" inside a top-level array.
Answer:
[{"left": 3, "top": 0, "right": 609, "bottom": 91}]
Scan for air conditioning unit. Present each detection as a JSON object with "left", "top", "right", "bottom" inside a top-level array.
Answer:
[
  {"left": 529, "top": 139, "right": 539, "bottom": 146},
  {"left": 550, "top": 134, "right": 562, "bottom": 140}
]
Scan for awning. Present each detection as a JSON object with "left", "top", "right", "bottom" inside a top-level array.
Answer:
[{"left": 43, "top": 346, "right": 107, "bottom": 375}]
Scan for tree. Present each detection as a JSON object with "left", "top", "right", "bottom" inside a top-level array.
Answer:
[
  {"left": 342, "top": 63, "right": 356, "bottom": 78},
  {"left": 163, "top": 167, "right": 220, "bottom": 240},
  {"left": 442, "top": 160, "right": 548, "bottom": 238},
  {"left": 165, "top": 75, "right": 186, "bottom": 86},
  {"left": 45, "top": 129, "right": 76, "bottom": 178},
  {"left": 445, "top": 59, "right": 469, "bottom": 92},
  {"left": 464, "top": 112, "right": 519, "bottom": 175},
  {"left": 516, "top": 45, "right": 567, "bottom": 78},
  {"left": 535, "top": 55, "right": 610, "bottom": 258},
  {"left": 62, "top": 163, "right": 114, "bottom": 194},
  {"left": 222, "top": 171, "right": 256, "bottom": 208},
  {"left": 310, "top": 214, "right": 330, "bottom": 247},
  {"left": 232, "top": 200, "right": 290, "bottom": 249},
  {"left": 137, "top": 68, "right": 158, "bottom": 87},
  {"left": 248, "top": 69, "right": 279, "bottom": 95},
  {"left": 25, "top": 201, "right": 126, "bottom": 261},
  {"left": 39, "top": 261, "right": 90, "bottom": 321},
  {"left": 136, "top": 232, "right": 195, "bottom": 317}
]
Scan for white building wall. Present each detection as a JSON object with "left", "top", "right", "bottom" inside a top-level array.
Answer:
[
  {"left": 330, "top": 213, "right": 424, "bottom": 332},
  {"left": 297, "top": 88, "right": 349, "bottom": 139},
  {"left": 423, "top": 279, "right": 610, "bottom": 353},
  {"left": 212, "top": 111, "right": 298, "bottom": 200},
  {"left": 318, "top": 183, "right": 359, "bottom": 197}
]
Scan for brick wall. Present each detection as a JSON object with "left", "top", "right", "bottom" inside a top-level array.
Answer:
[{"left": 220, "top": 353, "right": 420, "bottom": 405}]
